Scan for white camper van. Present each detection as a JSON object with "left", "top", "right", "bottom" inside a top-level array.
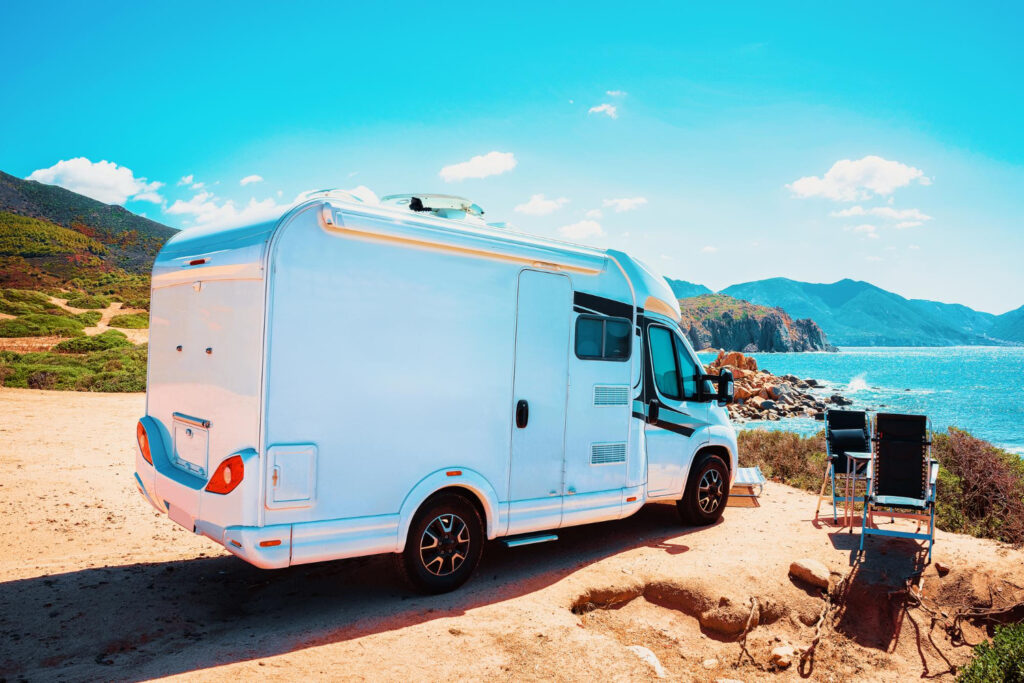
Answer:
[{"left": 134, "top": 191, "right": 737, "bottom": 593}]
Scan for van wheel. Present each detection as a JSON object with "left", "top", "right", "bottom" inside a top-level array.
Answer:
[
  {"left": 677, "top": 454, "right": 730, "bottom": 526},
  {"left": 396, "top": 492, "right": 484, "bottom": 594}
]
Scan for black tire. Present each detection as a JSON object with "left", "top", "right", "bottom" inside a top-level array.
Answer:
[
  {"left": 395, "top": 492, "right": 484, "bottom": 594},
  {"left": 677, "top": 454, "right": 730, "bottom": 526}
]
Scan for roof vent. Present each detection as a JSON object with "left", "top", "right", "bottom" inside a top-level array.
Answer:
[{"left": 381, "top": 194, "right": 484, "bottom": 220}]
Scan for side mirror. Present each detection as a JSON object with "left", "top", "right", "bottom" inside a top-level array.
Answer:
[
  {"left": 717, "top": 369, "right": 734, "bottom": 405},
  {"left": 647, "top": 399, "right": 660, "bottom": 424}
]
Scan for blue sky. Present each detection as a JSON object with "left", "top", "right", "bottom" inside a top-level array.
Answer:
[{"left": 2, "top": 2, "right": 1022, "bottom": 313}]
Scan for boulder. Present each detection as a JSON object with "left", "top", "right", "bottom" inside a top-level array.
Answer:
[
  {"left": 699, "top": 596, "right": 757, "bottom": 636},
  {"left": 760, "top": 400, "right": 777, "bottom": 412},
  {"left": 748, "top": 396, "right": 766, "bottom": 410},
  {"left": 789, "top": 559, "right": 830, "bottom": 589}
]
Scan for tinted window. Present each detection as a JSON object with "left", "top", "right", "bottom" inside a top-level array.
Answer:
[
  {"left": 648, "top": 326, "right": 681, "bottom": 399},
  {"left": 575, "top": 315, "right": 631, "bottom": 361}
]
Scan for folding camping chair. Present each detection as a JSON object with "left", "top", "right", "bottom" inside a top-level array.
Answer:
[
  {"left": 858, "top": 413, "right": 938, "bottom": 562},
  {"left": 815, "top": 409, "right": 872, "bottom": 527}
]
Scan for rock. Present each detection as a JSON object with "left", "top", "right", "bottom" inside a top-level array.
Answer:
[
  {"left": 828, "top": 394, "right": 853, "bottom": 406},
  {"left": 789, "top": 559, "right": 830, "bottom": 589},
  {"left": 770, "top": 645, "right": 797, "bottom": 669},
  {"left": 699, "top": 596, "right": 757, "bottom": 636},
  {"left": 627, "top": 645, "right": 666, "bottom": 678},
  {"left": 760, "top": 400, "right": 777, "bottom": 412},
  {"left": 748, "top": 396, "right": 766, "bottom": 410},
  {"left": 702, "top": 658, "right": 719, "bottom": 670},
  {"left": 935, "top": 562, "right": 950, "bottom": 576},
  {"left": 734, "top": 385, "right": 753, "bottom": 400},
  {"left": 805, "top": 378, "right": 820, "bottom": 387}
]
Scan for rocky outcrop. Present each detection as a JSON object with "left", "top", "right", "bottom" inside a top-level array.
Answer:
[
  {"left": 708, "top": 351, "right": 850, "bottom": 422},
  {"left": 679, "top": 294, "right": 835, "bottom": 353}
]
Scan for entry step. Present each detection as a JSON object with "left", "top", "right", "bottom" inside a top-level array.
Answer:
[{"left": 502, "top": 533, "right": 558, "bottom": 548}]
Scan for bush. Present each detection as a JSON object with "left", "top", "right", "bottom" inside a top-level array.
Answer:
[
  {"left": 53, "top": 330, "right": 131, "bottom": 353},
  {"left": 957, "top": 623, "right": 1024, "bottom": 682},
  {"left": 75, "top": 311, "right": 101, "bottom": 326},
  {"left": 109, "top": 313, "right": 148, "bottom": 329},
  {"left": 933, "top": 428, "right": 1024, "bottom": 545},
  {"left": 0, "top": 288, "right": 59, "bottom": 316},
  {"left": 0, "top": 313, "right": 85, "bottom": 338},
  {"left": 0, "top": 344, "right": 147, "bottom": 392},
  {"left": 738, "top": 429, "right": 828, "bottom": 491},
  {"left": 64, "top": 294, "right": 110, "bottom": 309}
]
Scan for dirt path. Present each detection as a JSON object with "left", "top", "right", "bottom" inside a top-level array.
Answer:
[
  {"left": 1, "top": 388, "right": 1021, "bottom": 681},
  {"left": 0, "top": 298, "right": 149, "bottom": 351}
]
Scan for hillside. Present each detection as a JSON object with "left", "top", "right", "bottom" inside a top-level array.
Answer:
[
  {"left": 678, "top": 293, "right": 834, "bottom": 352},
  {"left": 0, "top": 171, "right": 177, "bottom": 303},
  {"left": 665, "top": 278, "right": 712, "bottom": 299},
  {"left": 990, "top": 304, "right": 1024, "bottom": 342},
  {"left": 721, "top": 278, "right": 1004, "bottom": 346}
]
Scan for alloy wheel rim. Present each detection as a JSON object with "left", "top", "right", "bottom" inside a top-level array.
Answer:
[
  {"left": 698, "top": 468, "right": 724, "bottom": 513},
  {"left": 419, "top": 513, "right": 471, "bottom": 576}
]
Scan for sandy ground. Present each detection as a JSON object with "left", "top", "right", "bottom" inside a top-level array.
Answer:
[{"left": 1, "top": 388, "right": 1023, "bottom": 682}]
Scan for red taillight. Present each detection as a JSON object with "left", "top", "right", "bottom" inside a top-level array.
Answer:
[
  {"left": 137, "top": 421, "right": 152, "bottom": 465},
  {"left": 206, "top": 455, "right": 244, "bottom": 495}
]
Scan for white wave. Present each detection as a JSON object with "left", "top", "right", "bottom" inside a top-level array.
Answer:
[{"left": 847, "top": 373, "right": 868, "bottom": 392}]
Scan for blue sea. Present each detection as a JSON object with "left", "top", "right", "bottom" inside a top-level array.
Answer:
[{"left": 698, "top": 347, "right": 1024, "bottom": 456}]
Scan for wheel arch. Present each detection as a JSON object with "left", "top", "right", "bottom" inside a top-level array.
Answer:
[{"left": 396, "top": 469, "right": 501, "bottom": 552}]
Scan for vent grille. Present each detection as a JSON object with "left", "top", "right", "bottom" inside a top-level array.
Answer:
[
  {"left": 594, "top": 385, "right": 630, "bottom": 406},
  {"left": 591, "top": 442, "right": 627, "bottom": 465}
]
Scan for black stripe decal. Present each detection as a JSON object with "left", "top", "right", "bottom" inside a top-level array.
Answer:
[
  {"left": 573, "top": 292, "right": 634, "bottom": 319},
  {"left": 631, "top": 403, "right": 697, "bottom": 437}
]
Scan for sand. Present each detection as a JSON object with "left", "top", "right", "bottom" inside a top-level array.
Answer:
[{"left": 1, "top": 386, "right": 1022, "bottom": 681}]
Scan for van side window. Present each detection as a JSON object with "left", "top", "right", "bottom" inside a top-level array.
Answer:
[
  {"left": 674, "top": 334, "right": 700, "bottom": 400},
  {"left": 648, "top": 326, "right": 681, "bottom": 399},
  {"left": 575, "top": 315, "right": 631, "bottom": 361}
]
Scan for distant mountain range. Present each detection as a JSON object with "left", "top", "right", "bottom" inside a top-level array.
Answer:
[
  {"left": 708, "top": 277, "right": 1021, "bottom": 346},
  {"left": 666, "top": 279, "right": 713, "bottom": 299},
  {"left": 678, "top": 294, "right": 834, "bottom": 353}
]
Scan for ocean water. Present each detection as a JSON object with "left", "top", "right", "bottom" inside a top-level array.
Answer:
[{"left": 698, "top": 346, "right": 1024, "bottom": 455}]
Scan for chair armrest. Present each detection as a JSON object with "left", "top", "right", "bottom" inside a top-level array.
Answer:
[{"left": 928, "top": 460, "right": 939, "bottom": 501}]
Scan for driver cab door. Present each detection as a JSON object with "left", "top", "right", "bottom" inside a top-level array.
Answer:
[{"left": 643, "top": 322, "right": 709, "bottom": 497}]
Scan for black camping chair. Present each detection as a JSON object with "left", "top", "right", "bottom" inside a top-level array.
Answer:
[
  {"left": 815, "top": 409, "right": 872, "bottom": 526},
  {"left": 859, "top": 413, "right": 938, "bottom": 562}
]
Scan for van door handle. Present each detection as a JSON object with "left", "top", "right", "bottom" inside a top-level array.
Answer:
[
  {"left": 272, "top": 466, "right": 280, "bottom": 487},
  {"left": 515, "top": 400, "right": 529, "bottom": 429}
]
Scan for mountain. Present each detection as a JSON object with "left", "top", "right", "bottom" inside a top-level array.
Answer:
[
  {"left": 0, "top": 170, "right": 177, "bottom": 302},
  {"left": 678, "top": 294, "right": 834, "bottom": 352},
  {"left": 666, "top": 278, "right": 712, "bottom": 299},
  {"left": 991, "top": 305, "right": 1024, "bottom": 342},
  {"left": 719, "top": 278, "right": 1008, "bottom": 346}
]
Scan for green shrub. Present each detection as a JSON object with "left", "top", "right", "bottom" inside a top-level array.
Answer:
[
  {"left": 0, "top": 288, "right": 59, "bottom": 316},
  {"left": 75, "top": 311, "right": 102, "bottom": 326},
  {"left": 738, "top": 429, "right": 827, "bottom": 491},
  {"left": 53, "top": 330, "right": 131, "bottom": 353},
  {"left": 0, "top": 344, "right": 147, "bottom": 392},
  {"left": 957, "top": 623, "right": 1024, "bottom": 682},
  {"left": 120, "top": 297, "right": 150, "bottom": 311},
  {"left": 109, "top": 312, "right": 148, "bottom": 329},
  {"left": 0, "top": 313, "right": 85, "bottom": 338},
  {"left": 64, "top": 294, "right": 110, "bottom": 309}
]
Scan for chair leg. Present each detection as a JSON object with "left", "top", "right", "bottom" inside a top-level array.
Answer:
[
  {"left": 859, "top": 503, "right": 869, "bottom": 557},
  {"left": 815, "top": 462, "right": 831, "bottom": 520},
  {"left": 831, "top": 463, "right": 839, "bottom": 523}
]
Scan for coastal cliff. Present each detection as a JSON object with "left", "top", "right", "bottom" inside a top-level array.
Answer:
[{"left": 679, "top": 294, "right": 835, "bottom": 353}]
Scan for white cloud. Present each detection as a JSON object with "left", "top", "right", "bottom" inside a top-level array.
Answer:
[
  {"left": 830, "top": 205, "right": 931, "bottom": 231},
  {"left": 178, "top": 174, "right": 193, "bottom": 186},
  {"left": 606, "top": 90, "right": 627, "bottom": 97},
  {"left": 603, "top": 197, "right": 648, "bottom": 212},
  {"left": 701, "top": 245, "right": 718, "bottom": 253},
  {"left": 866, "top": 256, "right": 883, "bottom": 262},
  {"left": 27, "top": 157, "right": 164, "bottom": 205},
  {"left": 439, "top": 151, "right": 517, "bottom": 182},
  {"left": 588, "top": 103, "right": 618, "bottom": 119},
  {"left": 787, "top": 155, "right": 930, "bottom": 201},
  {"left": 514, "top": 194, "right": 569, "bottom": 216},
  {"left": 191, "top": 182, "right": 204, "bottom": 190},
  {"left": 240, "top": 174, "right": 263, "bottom": 186},
  {"left": 909, "top": 244, "right": 921, "bottom": 250},
  {"left": 557, "top": 219, "right": 603, "bottom": 240},
  {"left": 846, "top": 223, "right": 880, "bottom": 239},
  {"left": 346, "top": 185, "right": 379, "bottom": 205},
  {"left": 584, "top": 209, "right": 603, "bottom": 219},
  {"left": 167, "top": 186, "right": 379, "bottom": 230}
]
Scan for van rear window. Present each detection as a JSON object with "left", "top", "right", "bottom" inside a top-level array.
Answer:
[{"left": 575, "top": 315, "right": 631, "bottom": 361}]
